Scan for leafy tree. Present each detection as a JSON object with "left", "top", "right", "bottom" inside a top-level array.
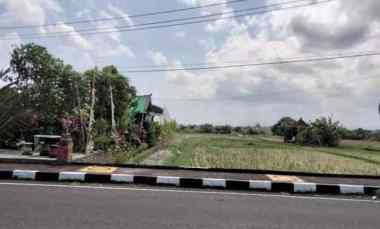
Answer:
[
  {"left": 199, "top": 124, "right": 214, "bottom": 133},
  {"left": 5, "top": 43, "right": 82, "bottom": 133},
  {"left": 271, "top": 117, "right": 296, "bottom": 136},
  {"left": 296, "top": 117, "right": 341, "bottom": 147}
]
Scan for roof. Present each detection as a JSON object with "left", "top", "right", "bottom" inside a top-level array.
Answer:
[{"left": 134, "top": 95, "right": 152, "bottom": 113}]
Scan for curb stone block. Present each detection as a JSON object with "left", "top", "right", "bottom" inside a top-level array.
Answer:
[
  {"left": 0, "top": 169, "right": 379, "bottom": 196},
  {"left": 157, "top": 176, "right": 180, "bottom": 186},
  {"left": 294, "top": 182, "right": 317, "bottom": 193},
  {"left": 13, "top": 170, "right": 37, "bottom": 180},
  {"left": 59, "top": 172, "right": 86, "bottom": 181},
  {"left": 249, "top": 180, "right": 272, "bottom": 191},
  {"left": 111, "top": 174, "right": 134, "bottom": 183},
  {"left": 202, "top": 178, "right": 226, "bottom": 188},
  {"left": 339, "top": 184, "right": 364, "bottom": 194}
]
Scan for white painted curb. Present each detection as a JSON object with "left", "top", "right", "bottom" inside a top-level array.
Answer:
[
  {"left": 13, "top": 170, "right": 37, "bottom": 180},
  {"left": 203, "top": 178, "right": 226, "bottom": 188},
  {"left": 294, "top": 182, "right": 317, "bottom": 193},
  {"left": 157, "top": 176, "right": 180, "bottom": 186},
  {"left": 340, "top": 184, "right": 364, "bottom": 194},
  {"left": 249, "top": 180, "right": 272, "bottom": 191},
  {"left": 111, "top": 174, "right": 134, "bottom": 183},
  {"left": 59, "top": 172, "right": 86, "bottom": 181}
]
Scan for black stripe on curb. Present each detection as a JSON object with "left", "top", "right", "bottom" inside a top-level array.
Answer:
[
  {"left": 271, "top": 182, "right": 294, "bottom": 193},
  {"left": 133, "top": 176, "right": 157, "bottom": 185},
  {"left": 226, "top": 180, "right": 250, "bottom": 190},
  {"left": 0, "top": 170, "right": 13, "bottom": 179},
  {"left": 364, "top": 186, "right": 380, "bottom": 195},
  {"left": 2, "top": 169, "right": 380, "bottom": 196},
  {"left": 2, "top": 159, "right": 380, "bottom": 180},
  {"left": 316, "top": 184, "right": 340, "bottom": 194},
  {"left": 35, "top": 172, "right": 59, "bottom": 181},
  {"left": 85, "top": 174, "right": 111, "bottom": 183},
  {"left": 180, "top": 178, "right": 203, "bottom": 188}
]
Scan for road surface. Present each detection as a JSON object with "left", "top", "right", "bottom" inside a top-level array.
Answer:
[{"left": 0, "top": 182, "right": 379, "bottom": 229}]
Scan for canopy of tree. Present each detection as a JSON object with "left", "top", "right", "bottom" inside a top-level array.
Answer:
[{"left": 0, "top": 43, "right": 136, "bottom": 152}]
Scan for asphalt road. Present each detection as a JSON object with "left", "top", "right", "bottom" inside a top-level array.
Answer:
[{"left": 0, "top": 182, "right": 379, "bottom": 229}]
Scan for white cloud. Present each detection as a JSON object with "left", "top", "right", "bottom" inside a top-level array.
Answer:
[
  {"left": 158, "top": 0, "right": 380, "bottom": 128},
  {"left": 0, "top": 0, "right": 62, "bottom": 28},
  {"left": 175, "top": 31, "right": 186, "bottom": 38},
  {"left": 107, "top": 4, "right": 133, "bottom": 26},
  {"left": 177, "top": 0, "right": 236, "bottom": 32},
  {"left": 45, "top": 23, "right": 92, "bottom": 50},
  {"left": 148, "top": 50, "right": 169, "bottom": 65}
]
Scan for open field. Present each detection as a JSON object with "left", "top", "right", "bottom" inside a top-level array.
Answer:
[{"left": 137, "top": 133, "right": 380, "bottom": 175}]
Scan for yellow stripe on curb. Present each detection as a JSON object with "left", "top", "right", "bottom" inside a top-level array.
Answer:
[
  {"left": 79, "top": 166, "right": 118, "bottom": 174},
  {"left": 266, "top": 174, "right": 304, "bottom": 183}
]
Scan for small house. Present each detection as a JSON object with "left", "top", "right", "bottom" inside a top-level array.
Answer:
[{"left": 128, "top": 94, "right": 163, "bottom": 144}]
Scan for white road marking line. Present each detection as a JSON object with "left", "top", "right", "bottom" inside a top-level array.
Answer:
[{"left": 0, "top": 181, "right": 378, "bottom": 204}]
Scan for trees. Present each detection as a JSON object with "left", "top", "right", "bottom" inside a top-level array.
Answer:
[
  {"left": 0, "top": 43, "right": 138, "bottom": 152},
  {"left": 296, "top": 117, "right": 341, "bottom": 147},
  {"left": 83, "top": 66, "right": 136, "bottom": 152},
  {"left": 271, "top": 117, "right": 297, "bottom": 136},
  {"left": 4, "top": 43, "right": 82, "bottom": 134},
  {"left": 272, "top": 116, "right": 341, "bottom": 147}
]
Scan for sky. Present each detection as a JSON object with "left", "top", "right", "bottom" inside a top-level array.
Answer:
[{"left": 0, "top": 0, "right": 379, "bottom": 129}]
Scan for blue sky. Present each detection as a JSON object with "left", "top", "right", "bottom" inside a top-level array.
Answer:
[{"left": 0, "top": 0, "right": 380, "bottom": 129}]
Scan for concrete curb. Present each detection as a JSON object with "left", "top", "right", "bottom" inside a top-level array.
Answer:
[
  {"left": 2, "top": 159, "right": 380, "bottom": 179},
  {"left": 1, "top": 169, "right": 379, "bottom": 196}
]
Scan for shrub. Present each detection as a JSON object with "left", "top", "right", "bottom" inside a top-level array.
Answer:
[
  {"left": 199, "top": 124, "right": 214, "bottom": 133},
  {"left": 214, "top": 125, "right": 232, "bottom": 134},
  {"left": 296, "top": 117, "right": 340, "bottom": 147},
  {"left": 155, "top": 120, "right": 177, "bottom": 144},
  {"left": 233, "top": 126, "right": 243, "bottom": 133},
  {"left": 146, "top": 122, "right": 157, "bottom": 147},
  {"left": 271, "top": 117, "right": 296, "bottom": 136},
  {"left": 94, "top": 135, "right": 114, "bottom": 150}
]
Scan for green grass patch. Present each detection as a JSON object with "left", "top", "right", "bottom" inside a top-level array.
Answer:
[{"left": 160, "top": 134, "right": 380, "bottom": 175}]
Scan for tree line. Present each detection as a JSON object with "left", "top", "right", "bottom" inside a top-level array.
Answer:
[
  {"left": 177, "top": 124, "right": 269, "bottom": 135},
  {"left": 0, "top": 43, "right": 172, "bottom": 153},
  {"left": 272, "top": 116, "right": 380, "bottom": 147}
]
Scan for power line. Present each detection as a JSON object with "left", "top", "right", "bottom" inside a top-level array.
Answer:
[
  {"left": 0, "top": 0, "right": 333, "bottom": 40},
  {"left": 122, "top": 50, "right": 373, "bottom": 70},
  {"left": 2, "top": 0, "right": 319, "bottom": 38},
  {"left": 121, "top": 51, "right": 380, "bottom": 73},
  {"left": 0, "top": 0, "right": 249, "bottom": 30},
  {"left": 152, "top": 75, "right": 376, "bottom": 103}
]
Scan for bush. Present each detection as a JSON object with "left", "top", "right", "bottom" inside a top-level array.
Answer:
[
  {"left": 155, "top": 120, "right": 177, "bottom": 144},
  {"left": 146, "top": 122, "right": 157, "bottom": 147},
  {"left": 271, "top": 117, "right": 296, "bottom": 136},
  {"left": 94, "top": 135, "right": 114, "bottom": 150},
  {"left": 296, "top": 117, "right": 340, "bottom": 147},
  {"left": 199, "top": 124, "right": 214, "bottom": 133},
  {"left": 214, "top": 125, "right": 232, "bottom": 134}
]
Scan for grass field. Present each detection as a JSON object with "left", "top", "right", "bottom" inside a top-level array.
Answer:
[{"left": 147, "top": 133, "right": 380, "bottom": 175}]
